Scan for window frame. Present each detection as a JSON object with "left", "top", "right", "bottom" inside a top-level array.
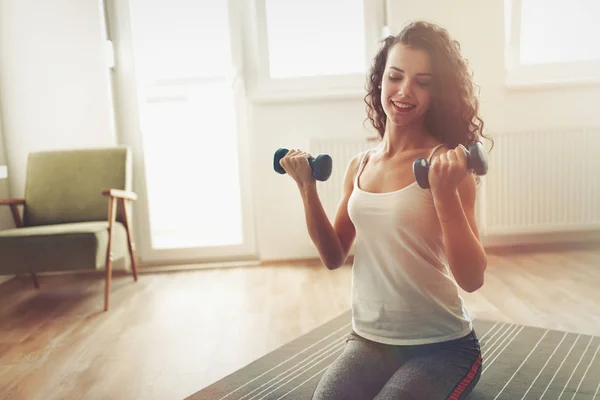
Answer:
[
  {"left": 505, "top": 0, "right": 600, "bottom": 89},
  {"left": 104, "top": 0, "right": 260, "bottom": 264},
  {"left": 245, "top": 0, "right": 387, "bottom": 102}
]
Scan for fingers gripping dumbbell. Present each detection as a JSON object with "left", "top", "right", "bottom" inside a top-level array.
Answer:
[
  {"left": 273, "top": 148, "right": 333, "bottom": 182},
  {"left": 413, "top": 142, "right": 489, "bottom": 189}
]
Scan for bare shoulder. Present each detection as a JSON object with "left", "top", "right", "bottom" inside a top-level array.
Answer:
[
  {"left": 429, "top": 143, "right": 451, "bottom": 159},
  {"left": 351, "top": 149, "right": 370, "bottom": 168},
  {"left": 342, "top": 150, "right": 368, "bottom": 188}
]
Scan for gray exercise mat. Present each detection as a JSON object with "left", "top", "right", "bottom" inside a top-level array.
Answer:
[{"left": 191, "top": 311, "right": 600, "bottom": 400}]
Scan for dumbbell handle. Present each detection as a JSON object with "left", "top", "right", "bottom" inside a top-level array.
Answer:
[
  {"left": 413, "top": 142, "right": 488, "bottom": 189},
  {"left": 273, "top": 148, "right": 333, "bottom": 182}
]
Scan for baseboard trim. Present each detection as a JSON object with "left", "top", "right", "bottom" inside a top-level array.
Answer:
[
  {"left": 2, "top": 235, "right": 595, "bottom": 283},
  {"left": 482, "top": 231, "right": 600, "bottom": 251},
  {"left": 485, "top": 240, "right": 599, "bottom": 255}
]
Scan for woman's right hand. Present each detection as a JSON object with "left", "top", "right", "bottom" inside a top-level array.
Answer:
[{"left": 278, "top": 149, "right": 315, "bottom": 189}]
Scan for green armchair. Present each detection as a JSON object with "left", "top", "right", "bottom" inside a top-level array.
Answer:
[{"left": 0, "top": 146, "right": 139, "bottom": 311}]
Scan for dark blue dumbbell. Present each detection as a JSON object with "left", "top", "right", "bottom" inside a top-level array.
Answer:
[
  {"left": 273, "top": 148, "right": 333, "bottom": 182},
  {"left": 413, "top": 142, "right": 488, "bottom": 189}
]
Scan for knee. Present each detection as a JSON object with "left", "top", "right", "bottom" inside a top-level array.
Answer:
[
  {"left": 311, "top": 376, "right": 372, "bottom": 400},
  {"left": 311, "top": 382, "right": 353, "bottom": 400},
  {"left": 374, "top": 387, "right": 422, "bottom": 400}
]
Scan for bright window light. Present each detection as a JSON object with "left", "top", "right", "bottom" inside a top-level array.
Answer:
[
  {"left": 265, "top": 0, "right": 366, "bottom": 79},
  {"left": 129, "top": 0, "right": 245, "bottom": 250},
  {"left": 520, "top": 0, "right": 600, "bottom": 65},
  {"left": 131, "top": 0, "right": 232, "bottom": 81}
]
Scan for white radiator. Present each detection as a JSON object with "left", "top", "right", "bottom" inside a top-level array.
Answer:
[
  {"left": 308, "top": 127, "right": 600, "bottom": 238},
  {"left": 308, "top": 137, "right": 376, "bottom": 219},
  {"left": 481, "top": 127, "right": 600, "bottom": 235}
]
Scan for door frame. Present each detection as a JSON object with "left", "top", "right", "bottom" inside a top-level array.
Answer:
[{"left": 104, "top": 0, "right": 258, "bottom": 265}]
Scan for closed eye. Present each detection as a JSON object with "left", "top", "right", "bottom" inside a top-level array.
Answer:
[{"left": 388, "top": 67, "right": 433, "bottom": 85}]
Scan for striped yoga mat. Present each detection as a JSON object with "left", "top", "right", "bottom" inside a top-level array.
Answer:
[{"left": 191, "top": 311, "right": 600, "bottom": 399}]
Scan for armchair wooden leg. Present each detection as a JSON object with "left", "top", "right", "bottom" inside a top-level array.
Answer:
[
  {"left": 30, "top": 273, "right": 40, "bottom": 289},
  {"left": 9, "top": 205, "right": 37, "bottom": 288},
  {"left": 9, "top": 204, "right": 23, "bottom": 228},
  {"left": 105, "top": 197, "right": 117, "bottom": 311},
  {"left": 120, "top": 198, "right": 138, "bottom": 281}
]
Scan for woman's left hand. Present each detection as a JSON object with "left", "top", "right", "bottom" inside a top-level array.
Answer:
[{"left": 429, "top": 145, "right": 470, "bottom": 197}]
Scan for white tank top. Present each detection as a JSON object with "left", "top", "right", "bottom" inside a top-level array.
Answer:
[{"left": 347, "top": 145, "right": 473, "bottom": 345}]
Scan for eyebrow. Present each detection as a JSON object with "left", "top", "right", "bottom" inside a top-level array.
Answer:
[{"left": 389, "top": 66, "right": 433, "bottom": 77}]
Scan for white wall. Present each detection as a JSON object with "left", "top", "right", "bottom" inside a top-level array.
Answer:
[
  {"left": 0, "top": 0, "right": 116, "bottom": 199},
  {"left": 0, "top": 113, "right": 12, "bottom": 231},
  {"left": 0, "top": 3, "right": 13, "bottom": 231}
]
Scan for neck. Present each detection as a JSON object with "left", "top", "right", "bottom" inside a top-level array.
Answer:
[{"left": 380, "top": 119, "right": 432, "bottom": 156}]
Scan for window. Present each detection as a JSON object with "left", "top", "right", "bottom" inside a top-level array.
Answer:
[
  {"left": 249, "top": 0, "right": 385, "bottom": 100},
  {"left": 129, "top": 1, "right": 233, "bottom": 82},
  {"left": 265, "top": 0, "right": 366, "bottom": 79},
  {"left": 505, "top": 0, "right": 600, "bottom": 87},
  {"left": 520, "top": 0, "right": 600, "bottom": 65},
  {"left": 119, "top": 0, "right": 257, "bottom": 260}
]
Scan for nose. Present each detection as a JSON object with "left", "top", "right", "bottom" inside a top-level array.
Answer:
[{"left": 398, "top": 79, "right": 415, "bottom": 97}]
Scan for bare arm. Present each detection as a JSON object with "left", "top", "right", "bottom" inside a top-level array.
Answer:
[
  {"left": 427, "top": 145, "right": 487, "bottom": 292},
  {"left": 432, "top": 173, "right": 487, "bottom": 292},
  {"left": 296, "top": 155, "right": 360, "bottom": 270}
]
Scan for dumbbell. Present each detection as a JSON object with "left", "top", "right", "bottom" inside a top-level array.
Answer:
[
  {"left": 413, "top": 142, "right": 488, "bottom": 189},
  {"left": 273, "top": 148, "right": 333, "bottom": 182}
]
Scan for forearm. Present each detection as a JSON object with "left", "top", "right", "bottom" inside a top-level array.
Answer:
[
  {"left": 433, "top": 189, "right": 487, "bottom": 292},
  {"left": 299, "top": 182, "right": 345, "bottom": 269}
]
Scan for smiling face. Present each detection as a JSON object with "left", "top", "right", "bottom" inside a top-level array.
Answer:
[{"left": 380, "top": 43, "right": 434, "bottom": 130}]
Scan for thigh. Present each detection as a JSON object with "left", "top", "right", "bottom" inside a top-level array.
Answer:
[
  {"left": 311, "top": 332, "right": 402, "bottom": 400},
  {"left": 375, "top": 332, "right": 483, "bottom": 400}
]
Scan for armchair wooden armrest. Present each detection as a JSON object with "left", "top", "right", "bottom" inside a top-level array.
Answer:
[
  {"left": 0, "top": 198, "right": 26, "bottom": 205},
  {"left": 0, "top": 198, "right": 25, "bottom": 227},
  {"left": 102, "top": 189, "right": 137, "bottom": 201}
]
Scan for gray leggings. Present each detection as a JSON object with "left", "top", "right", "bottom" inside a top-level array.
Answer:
[{"left": 312, "top": 330, "right": 482, "bottom": 400}]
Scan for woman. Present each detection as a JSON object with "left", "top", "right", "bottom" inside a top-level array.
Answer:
[{"left": 279, "top": 20, "right": 493, "bottom": 399}]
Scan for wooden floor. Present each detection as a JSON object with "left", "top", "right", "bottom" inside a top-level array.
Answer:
[{"left": 0, "top": 247, "right": 599, "bottom": 400}]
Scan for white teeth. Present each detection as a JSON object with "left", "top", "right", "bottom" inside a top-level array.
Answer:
[{"left": 392, "top": 101, "right": 414, "bottom": 109}]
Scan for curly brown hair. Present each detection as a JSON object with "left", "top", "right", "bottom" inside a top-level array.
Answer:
[{"left": 364, "top": 21, "right": 493, "bottom": 151}]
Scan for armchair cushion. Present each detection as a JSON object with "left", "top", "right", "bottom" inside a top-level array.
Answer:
[
  {"left": 23, "top": 147, "right": 132, "bottom": 226},
  {"left": 0, "top": 221, "right": 127, "bottom": 275}
]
